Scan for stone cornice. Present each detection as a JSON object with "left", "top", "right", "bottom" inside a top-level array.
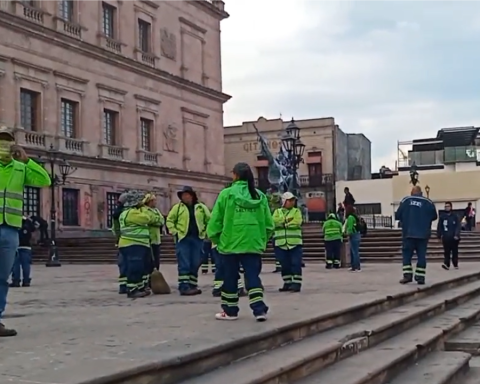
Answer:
[
  {"left": 0, "top": 11, "right": 231, "bottom": 104},
  {"left": 28, "top": 147, "right": 229, "bottom": 184},
  {"left": 188, "top": 1, "right": 229, "bottom": 20}
]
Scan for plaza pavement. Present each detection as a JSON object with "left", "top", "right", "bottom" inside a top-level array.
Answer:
[{"left": 2, "top": 263, "right": 480, "bottom": 384}]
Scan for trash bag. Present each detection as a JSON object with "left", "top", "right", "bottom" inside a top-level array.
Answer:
[{"left": 150, "top": 269, "right": 171, "bottom": 294}]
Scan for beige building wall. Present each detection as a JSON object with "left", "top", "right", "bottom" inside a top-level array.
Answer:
[
  {"left": 0, "top": 0, "right": 230, "bottom": 234},
  {"left": 224, "top": 116, "right": 336, "bottom": 179}
]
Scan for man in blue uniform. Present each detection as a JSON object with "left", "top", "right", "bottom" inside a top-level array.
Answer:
[
  {"left": 395, "top": 186, "right": 437, "bottom": 285},
  {"left": 437, "top": 201, "right": 461, "bottom": 270}
]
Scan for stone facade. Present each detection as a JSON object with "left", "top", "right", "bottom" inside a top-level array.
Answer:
[{"left": 0, "top": 0, "right": 230, "bottom": 234}]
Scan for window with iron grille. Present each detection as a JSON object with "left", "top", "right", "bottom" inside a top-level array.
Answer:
[
  {"left": 23, "top": 187, "right": 41, "bottom": 217},
  {"left": 138, "top": 19, "right": 151, "bottom": 52},
  {"left": 103, "top": 109, "right": 117, "bottom": 145},
  {"left": 106, "top": 192, "right": 121, "bottom": 228},
  {"left": 59, "top": 0, "right": 73, "bottom": 21},
  {"left": 355, "top": 203, "right": 382, "bottom": 215},
  {"left": 61, "top": 99, "right": 77, "bottom": 138},
  {"left": 102, "top": 2, "right": 115, "bottom": 38},
  {"left": 20, "top": 89, "right": 39, "bottom": 131},
  {"left": 140, "top": 118, "right": 152, "bottom": 151},
  {"left": 62, "top": 188, "right": 79, "bottom": 226}
]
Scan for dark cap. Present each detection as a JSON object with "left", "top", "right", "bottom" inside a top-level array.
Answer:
[{"left": 177, "top": 186, "right": 197, "bottom": 200}]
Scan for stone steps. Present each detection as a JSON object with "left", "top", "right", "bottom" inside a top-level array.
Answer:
[{"left": 76, "top": 271, "right": 480, "bottom": 384}]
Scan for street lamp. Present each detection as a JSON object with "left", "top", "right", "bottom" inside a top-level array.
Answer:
[
  {"left": 45, "top": 144, "right": 76, "bottom": 267},
  {"left": 281, "top": 118, "right": 304, "bottom": 196}
]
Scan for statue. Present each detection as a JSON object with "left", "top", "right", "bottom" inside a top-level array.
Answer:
[{"left": 409, "top": 163, "right": 419, "bottom": 186}]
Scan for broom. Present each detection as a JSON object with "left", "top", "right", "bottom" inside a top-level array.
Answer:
[{"left": 150, "top": 248, "right": 171, "bottom": 295}]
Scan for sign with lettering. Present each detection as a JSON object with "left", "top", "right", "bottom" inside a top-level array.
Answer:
[{"left": 243, "top": 140, "right": 280, "bottom": 152}]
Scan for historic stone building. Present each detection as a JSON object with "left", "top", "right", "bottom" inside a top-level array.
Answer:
[
  {"left": 0, "top": 0, "right": 230, "bottom": 234},
  {"left": 224, "top": 116, "right": 371, "bottom": 218}
]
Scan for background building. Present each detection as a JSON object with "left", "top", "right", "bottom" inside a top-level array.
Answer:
[
  {"left": 0, "top": 0, "right": 230, "bottom": 235},
  {"left": 336, "top": 126, "right": 480, "bottom": 228},
  {"left": 224, "top": 116, "right": 371, "bottom": 218}
]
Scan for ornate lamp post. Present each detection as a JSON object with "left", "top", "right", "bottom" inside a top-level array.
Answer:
[
  {"left": 45, "top": 145, "right": 76, "bottom": 267},
  {"left": 281, "top": 118, "right": 305, "bottom": 197}
]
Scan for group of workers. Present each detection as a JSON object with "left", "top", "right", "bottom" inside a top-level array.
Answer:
[{"left": 0, "top": 122, "right": 461, "bottom": 334}]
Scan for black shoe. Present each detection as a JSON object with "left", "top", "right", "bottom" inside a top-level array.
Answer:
[
  {"left": 399, "top": 277, "right": 413, "bottom": 284},
  {"left": 279, "top": 284, "right": 291, "bottom": 292},
  {"left": 9, "top": 282, "right": 20, "bottom": 288},
  {"left": 442, "top": 264, "right": 449, "bottom": 271},
  {"left": 22, "top": 282, "right": 31, "bottom": 287},
  {"left": 333, "top": 264, "right": 340, "bottom": 269},
  {"left": 325, "top": 264, "right": 333, "bottom": 269},
  {"left": 0, "top": 323, "right": 17, "bottom": 337},
  {"left": 212, "top": 289, "right": 221, "bottom": 297},
  {"left": 290, "top": 286, "right": 301, "bottom": 293}
]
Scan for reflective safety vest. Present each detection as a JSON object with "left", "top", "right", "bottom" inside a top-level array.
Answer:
[
  {"left": 273, "top": 207, "right": 303, "bottom": 248},
  {"left": 0, "top": 161, "right": 26, "bottom": 228},
  {"left": 119, "top": 209, "right": 150, "bottom": 246}
]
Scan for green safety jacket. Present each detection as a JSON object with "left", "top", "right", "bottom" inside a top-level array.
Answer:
[
  {"left": 166, "top": 202, "right": 210, "bottom": 241},
  {"left": 0, "top": 159, "right": 51, "bottom": 228},
  {"left": 118, "top": 206, "right": 161, "bottom": 248},
  {"left": 272, "top": 207, "right": 303, "bottom": 250},
  {"left": 148, "top": 207, "right": 164, "bottom": 245},
  {"left": 323, "top": 213, "right": 343, "bottom": 241}
]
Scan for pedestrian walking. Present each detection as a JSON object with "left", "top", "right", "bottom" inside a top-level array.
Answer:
[
  {"left": 10, "top": 217, "right": 35, "bottom": 288},
  {"left": 323, "top": 213, "right": 343, "bottom": 269},
  {"left": 272, "top": 192, "right": 303, "bottom": 292},
  {"left": 166, "top": 186, "right": 211, "bottom": 296},
  {"left": 437, "top": 201, "right": 461, "bottom": 270},
  {"left": 0, "top": 126, "right": 51, "bottom": 336},
  {"left": 207, "top": 162, "right": 274, "bottom": 321},
  {"left": 395, "top": 186, "right": 438, "bottom": 285}
]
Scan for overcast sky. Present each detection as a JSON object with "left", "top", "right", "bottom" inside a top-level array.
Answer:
[{"left": 220, "top": 0, "right": 480, "bottom": 171}]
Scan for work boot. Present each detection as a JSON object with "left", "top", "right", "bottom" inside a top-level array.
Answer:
[
  {"left": 22, "top": 282, "right": 31, "bottom": 287},
  {"left": 127, "top": 290, "right": 148, "bottom": 298},
  {"left": 238, "top": 288, "right": 247, "bottom": 297},
  {"left": 194, "top": 288, "right": 203, "bottom": 295},
  {"left": 290, "top": 285, "right": 301, "bottom": 293},
  {"left": 0, "top": 323, "right": 17, "bottom": 337},
  {"left": 9, "top": 282, "right": 20, "bottom": 288},
  {"left": 212, "top": 288, "right": 221, "bottom": 297},
  {"left": 180, "top": 288, "right": 199, "bottom": 296},
  {"left": 399, "top": 277, "right": 413, "bottom": 284},
  {"left": 333, "top": 264, "right": 340, "bottom": 269},
  {"left": 279, "top": 284, "right": 291, "bottom": 292},
  {"left": 325, "top": 264, "right": 333, "bottom": 269}
]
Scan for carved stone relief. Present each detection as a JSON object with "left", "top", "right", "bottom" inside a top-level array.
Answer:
[
  {"left": 163, "top": 123, "right": 178, "bottom": 152},
  {"left": 160, "top": 28, "right": 177, "bottom": 61}
]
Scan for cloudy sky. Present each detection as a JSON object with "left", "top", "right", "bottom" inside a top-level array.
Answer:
[{"left": 220, "top": 0, "right": 480, "bottom": 171}]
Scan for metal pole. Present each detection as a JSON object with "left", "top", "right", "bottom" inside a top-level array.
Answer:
[{"left": 46, "top": 155, "right": 61, "bottom": 267}]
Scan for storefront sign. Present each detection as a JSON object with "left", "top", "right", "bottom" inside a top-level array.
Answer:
[{"left": 243, "top": 140, "right": 280, "bottom": 152}]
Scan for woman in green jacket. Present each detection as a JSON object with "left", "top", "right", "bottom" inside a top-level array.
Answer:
[{"left": 207, "top": 162, "right": 274, "bottom": 322}]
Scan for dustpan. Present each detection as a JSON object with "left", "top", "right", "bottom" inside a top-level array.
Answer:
[{"left": 150, "top": 269, "right": 171, "bottom": 294}]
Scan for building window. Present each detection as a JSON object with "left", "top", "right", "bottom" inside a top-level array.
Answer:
[
  {"left": 62, "top": 188, "right": 79, "bottom": 226},
  {"left": 307, "top": 151, "right": 322, "bottom": 157},
  {"left": 102, "top": 2, "right": 115, "bottom": 38},
  {"left": 138, "top": 19, "right": 151, "bottom": 52},
  {"left": 60, "top": 99, "right": 77, "bottom": 138},
  {"left": 58, "top": 0, "right": 73, "bottom": 21},
  {"left": 106, "top": 192, "right": 121, "bottom": 228},
  {"left": 23, "top": 187, "right": 41, "bottom": 217},
  {"left": 140, "top": 118, "right": 152, "bottom": 151},
  {"left": 20, "top": 89, "right": 39, "bottom": 131},
  {"left": 103, "top": 109, "right": 118, "bottom": 145},
  {"left": 355, "top": 203, "right": 382, "bottom": 215},
  {"left": 307, "top": 163, "right": 323, "bottom": 187}
]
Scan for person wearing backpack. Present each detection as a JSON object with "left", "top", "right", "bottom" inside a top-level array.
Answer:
[
  {"left": 207, "top": 162, "right": 274, "bottom": 321},
  {"left": 323, "top": 213, "right": 343, "bottom": 269},
  {"left": 166, "top": 186, "right": 211, "bottom": 296},
  {"left": 344, "top": 206, "right": 362, "bottom": 271}
]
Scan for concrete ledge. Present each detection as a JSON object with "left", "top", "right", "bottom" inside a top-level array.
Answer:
[{"left": 76, "top": 271, "right": 480, "bottom": 384}]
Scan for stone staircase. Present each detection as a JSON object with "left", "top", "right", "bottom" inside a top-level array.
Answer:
[
  {"left": 83, "top": 271, "right": 480, "bottom": 384},
  {"left": 32, "top": 224, "right": 480, "bottom": 264}
]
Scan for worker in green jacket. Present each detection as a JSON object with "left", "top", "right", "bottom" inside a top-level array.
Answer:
[
  {"left": 207, "top": 162, "right": 274, "bottom": 322},
  {"left": 322, "top": 213, "right": 343, "bottom": 269},
  {"left": 112, "top": 192, "right": 128, "bottom": 294},
  {"left": 143, "top": 193, "right": 164, "bottom": 288},
  {"left": 166, "top": 186, "right": 211, "bottom": 296},
  {"left": 118, "top": 190, "right": 162, "bottom": 298},
  {"left": 0, "top": 126, "right": 51, "bottom": 337},
  {"left": 272, "top": 192, "right": 303, "bottom": 293}
]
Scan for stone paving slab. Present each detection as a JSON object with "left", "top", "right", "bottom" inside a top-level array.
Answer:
[{"left": 1, "top": 263, "right": 480, "bottom": 384}]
